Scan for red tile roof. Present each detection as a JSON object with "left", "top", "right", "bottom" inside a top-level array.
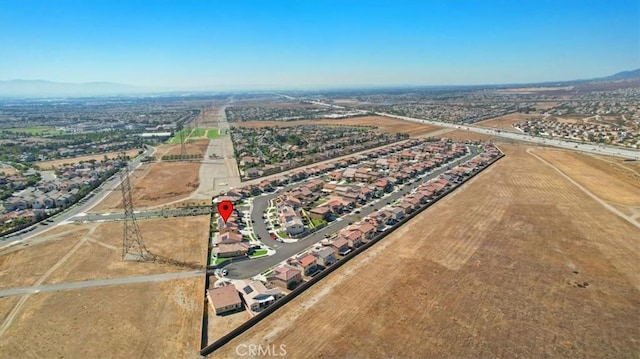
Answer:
[{"left": 298, "top": 254, "right": 317, "bottom": 267}]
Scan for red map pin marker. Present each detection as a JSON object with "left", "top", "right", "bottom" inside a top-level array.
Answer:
[{"left": 218, "top": 200, "right": 233, "bottom": 224}]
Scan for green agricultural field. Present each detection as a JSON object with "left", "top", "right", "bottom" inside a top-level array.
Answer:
[
  {"left": 166, "top": 128, "right": 191, "bottom": 144},
  {"left": 206, "top": 128, "right": 223, "bottom": 139},
  {"left": 167, "top": 128, "right": 223, "bottom": 143},
  {"left": 2, "top": 127, "right": 64, "bottom": 136},
  {"left": 191, "top": 128, "right": 206, "bottom": 137}
]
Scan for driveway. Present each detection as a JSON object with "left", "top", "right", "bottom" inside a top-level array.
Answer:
[{"left": 225, "top": 146, "right": 479, "bottom": 279}]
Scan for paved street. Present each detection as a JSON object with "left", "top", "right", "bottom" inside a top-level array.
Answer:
[
  {"left": 225, "top": 146, "right": 480, "bottom": 279},
  {"left": 69, "top": 206, "right": 211, "bottom": 223},
  {"left": 0, "top": 270, "right": 204, "bottom": 298},
  {"left": 191, "top": 105, "right": 242, "bottom": 200}
]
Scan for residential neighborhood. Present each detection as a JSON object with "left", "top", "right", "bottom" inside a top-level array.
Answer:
[
  {"left": 231, "top": 125, "right": 409, "bottom": 179},
  {"left": 513, "top": 115, "right": 639, "bottom": 148},
  {"left": 225, "top": 101, "right": 367, "bottom": 122},
  {"left": 206, "top": 137, "right": 503, "bottom": 317},
  {"left": 0, "top": 159, "right": 125, "bottom": 234}
]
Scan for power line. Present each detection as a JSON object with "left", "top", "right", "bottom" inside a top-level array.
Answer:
[{"left": 120, "top": 164, "right": 148, "bottom": 261}]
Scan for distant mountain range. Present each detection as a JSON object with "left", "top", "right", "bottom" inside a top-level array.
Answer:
[
  {"left": 0, "top": 80, "right": 138, "bottom": 98},
  {"left": 596, "top": 69, "right": 640, "bottom": 81},
  {"left": 1, "top": 69, "right": 638, "bottom": 98}
]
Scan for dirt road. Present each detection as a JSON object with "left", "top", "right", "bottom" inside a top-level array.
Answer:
[{"left": 213, "top": 144, "right": 640, "bottom": 358}]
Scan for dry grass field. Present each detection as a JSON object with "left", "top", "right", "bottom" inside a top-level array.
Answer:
[
  {"left": 477, "top": 112, "right": 542, "bottom": 131},
  {"left": 234, "top": 116, "right": 441, "bottom": 137},
  {"left": 0, "top": 166, "right": 18, "bottom": 175},
  {"left": 198, "top": 106, "right": 226, "bottom": 127},
  {"left": 45, "top": 216, "right": 209, "bottom": 284},
  {"left": 0, "top": 216, "right": 208, "bottom": 289},
  {"left": 0, "top": 226, "right": 89, "bottom": 289},
  {"left": 91, "top": 161, "right": 200, "bottom": 212},
  {"left": 0, "top": 297, "right": 20, "bottom": 323},
  {"left": 163, "top": 139, "right": 209, "bottom": 158},
  {"left": 207, "top": 309, "right": 251, "bottom": 344},
  {"left": 214, "top": 144, "right": 640, "bottom": 358},
  {"left": 0, "top": 215, "right": 208, "bottom": 358},
  {"left": 0, "top": 278, "right": 204, "bottom": 359},
  {"left": 534, "top": 149, "right": 640, "bottom": 207},
  {"left": 35, "top": 149, "right": 141, "bottom": 169}
]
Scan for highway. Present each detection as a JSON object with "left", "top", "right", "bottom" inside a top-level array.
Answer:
[
  {"left": 224, "top": 146, "right": 480, "bottom": 279},
  {"left": 377, "top": 112, "right": 640, "bottom": 160},
  {"left": 0, "top": 270, "right": 203, "bottom": 298},
  {"left": 0, "top": 146, "right": 156, "bottom": 249},
  {"left": 287, "top": 97, "right": 639, "bottom": 160}
]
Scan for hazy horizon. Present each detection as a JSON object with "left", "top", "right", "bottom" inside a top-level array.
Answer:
[{"left": 1, "top": 0, "right": 638, "bottom": 90}]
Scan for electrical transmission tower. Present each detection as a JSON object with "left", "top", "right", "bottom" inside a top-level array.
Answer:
[
  {"left": 180, "top": 127, "right": 187, "bottom": 158},
  {"left": 120, "top": 165, "right": 148, "bottom": 261}
]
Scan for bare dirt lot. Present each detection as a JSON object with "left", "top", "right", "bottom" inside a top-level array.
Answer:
[
  {"left": 91, "top": 161, "right": 200, "bottom": 212},
  {"left": 477, "top": 112, "right": 542, "bottom": 131},
  {"left": 233, "top": 116, "right": 441, "bottom": 137},
  {"left": 0, "top": 278, "right": 203, "bottom": 359},
  {"left": 45, "top": 216, "right": 209, "bottom": 284},
  {"left": 207, "top": 308, "right": 251, "bottom": 344},
  {"left": 0, "top": 297, "right": 20, "bottom": 323},
  {"left": 0, "top": 225, "right": 89, "bottom": 289},
  {"left": 534, "top": 149, "right": 640, "bottom": 207},
  {"left": 0, "top": 216, "right": 208, "bottom": 289},
  {"left": 35, "top": 149, "right": 141, "bottom": 169},
  {"left": 0, "top": 166, "right": 18, "bottom": 176},
  {"left": 163, "top": 139, "right": 210, "bottom": 158},
  {"left": 214, "top": 144, "right": 640, "bottom": 358}
]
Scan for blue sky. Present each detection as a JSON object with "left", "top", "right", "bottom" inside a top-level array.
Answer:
[{"left": 0, "top": 0, "right": 638, "bottom": 89}]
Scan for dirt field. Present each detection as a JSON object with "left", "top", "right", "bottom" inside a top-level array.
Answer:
[
  {"left": 45, "top": 216, "right": 209, "bottom": 284},
  {"left": 0, "top": 297, "right": 20, "bottom": 323},
  {"left": 0, "top": 216, "right": 208, "bottom": 290},
  {"left": 214, "top": 144, "right": 640, "bottom": 358},
  {"left": 35, "top": 149, "right": 141, "bottom": 169},
  {"left": 198, "top": 106, "right": 225, "bottom": 127},
  {"left": 477, "top": 112, "right": 542, "bottom": 131},
  {"left": 0, "top": 214, "right": 208, "bottom": 358},
  {"left": 91, "top": 161, "right": 200, "bottom": 212},
  {"left": 0, "top": 226, "right": 89, "bottom": 289},
  {"left": 534, "top": 149, "right": 640, "bottom": 207},
  {"left": 0, "top": 166, "right": 18, "bottom": 176},
  {"left": 233, "top": 116, "right": 441, "bottom": 137},
  {"left": 163, "top": 139, "right": 209, "bottom": 158},
  {"left": 0, "top": 278, "right": 204, "bottom": 359},
  {"left": 207, "top": 309, "right": 251, "bottom": 344}
]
